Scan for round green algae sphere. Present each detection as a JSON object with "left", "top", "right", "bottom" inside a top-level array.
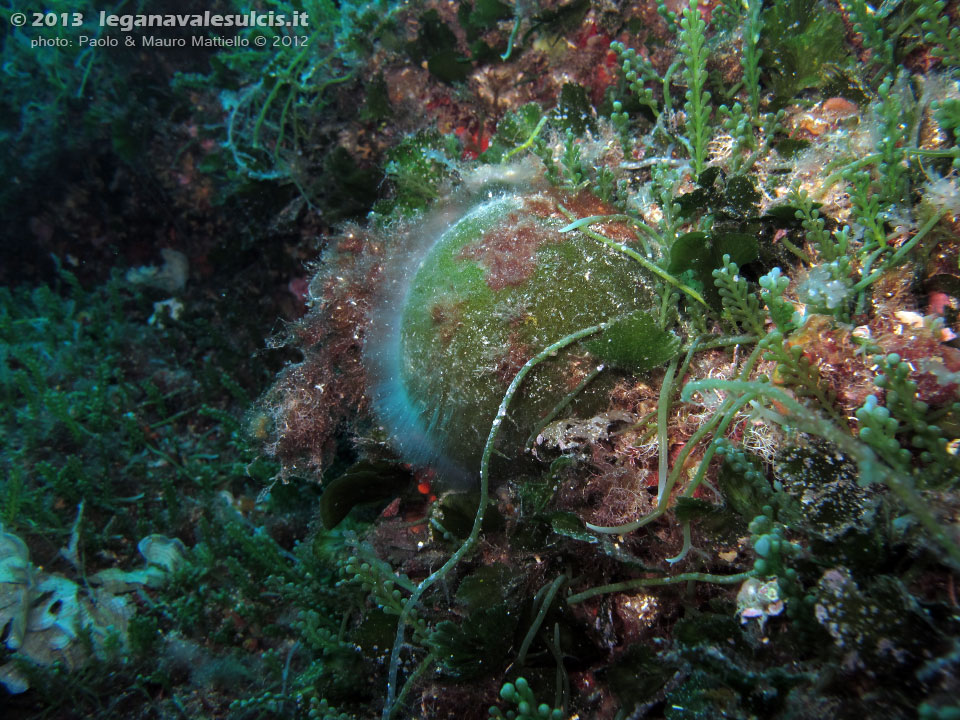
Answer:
[{"left": 366, "top": 185, "right": 654, "bottom": 485}]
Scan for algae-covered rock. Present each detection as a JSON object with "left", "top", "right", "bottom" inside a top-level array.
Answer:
[
  {"left": 775, "top": 444, "right": 874, "bottom": 539},
  {"left": 814, "top": 568, "right": 940, "bottom": 675},
  {"left": 365, "top": 186, "right": 655, "bottom": 483}
]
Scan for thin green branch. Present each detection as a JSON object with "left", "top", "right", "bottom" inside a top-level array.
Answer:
[
  {"left": 501, "top": 16, "right": 522, "bottom": 60},
  {"left": 382, "top": 323, "right": 606, "bottom": 719},
  {"left": 516, "top": 574, "right": 567, "bottom": 666},
  {"left": 586, "top": 342, "right": 764, "bottom": 535},
  {"left": 657, "top": 357, "right": 680, "bottom": 505},
  {"left": 852, "top": 208, "right": 948, "bottom": 292},
  {"left": 525, "top": 364, "right": 605, "bottom": 450},
  {"left": 504, "top": 116, "right": 548, "bottom": 161},
  {"left": 557, "top": 206, "right": 709, "bottom": 307},
  {"left": 665, "top": 519, "right": 694, "bottom": 564},
  {"left": 567, "top": 570, "right": 755, "bottom": 605},
  {"left": 681, "top": 379, "right": 960, "bottom": 570}
]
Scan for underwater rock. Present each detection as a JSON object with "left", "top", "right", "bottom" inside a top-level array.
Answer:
[
  {"left": 263, "top": 173, "right": 658, "bottom": 485},
  {"left": 814, "top": 567, "right": 940, "bottom": 676},
  {"left": 775, "top": 442, "right": 883, "bottom": 566},
  {"left": 363, "top": 182, "right": 655, "bottom": 483},
  {"left": 775, "top": 443, "right": 878, "bottom": 542}
]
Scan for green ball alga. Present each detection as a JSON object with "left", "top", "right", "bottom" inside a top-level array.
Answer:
[{"left": 365, "top": 183, "right": 654, "bottom": 483}]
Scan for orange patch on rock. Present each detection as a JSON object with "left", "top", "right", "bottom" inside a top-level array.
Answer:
[
  {"left": 788, "top": 97, "right": 860, "bottom": 139},
  {"left": 821, "top": 97, "right": 859, "bottom": 117}
]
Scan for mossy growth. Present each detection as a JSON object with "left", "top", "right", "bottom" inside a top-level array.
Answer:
[{"left": 373, "top": 187, "right": 656, "bottom": 481}]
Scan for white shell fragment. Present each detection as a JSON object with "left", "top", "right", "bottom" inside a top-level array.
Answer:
[{"left": 0, "top": 527, "right": 185, "bottom": 693}]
